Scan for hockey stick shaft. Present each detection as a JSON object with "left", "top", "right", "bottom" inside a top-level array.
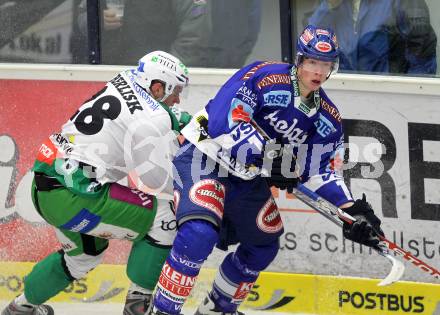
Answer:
[
  {"left": 247, "top": 119, "right": 409, "bottom": 283},
  {"left": 294, "top": 183, "right": 440, "bottom": 281}
]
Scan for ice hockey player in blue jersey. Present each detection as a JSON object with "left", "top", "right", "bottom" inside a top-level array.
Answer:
[{"left": 149, "top": 25, "right": 384, "bottom": 315}]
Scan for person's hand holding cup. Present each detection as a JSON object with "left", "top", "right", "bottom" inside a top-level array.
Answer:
[{"left": 104, "top": 0, "right": 124, "bottom": 30}]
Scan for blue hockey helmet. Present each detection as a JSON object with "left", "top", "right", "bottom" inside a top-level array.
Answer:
[{"left": 296, "top": 25, "right": 339, "bottom": 75}]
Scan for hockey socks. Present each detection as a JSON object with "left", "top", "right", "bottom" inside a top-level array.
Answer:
[
  {"left": 210, "top": 252, "right": 259, "bottom": 312},
  {"left": 127, "top": 238, "right": 171, "bottom": 290},
  {"left": 24, "top": 251, "right": 73, "bottom": 305},
  {"left": 210, "top": 241, "right": 279, "bottom": 312},
  {"left": 153, "top": 220, "right": 219, "bottom": 314}
]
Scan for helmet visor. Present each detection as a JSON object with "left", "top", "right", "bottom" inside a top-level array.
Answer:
[
  {"left": 299, "top": 57, "right": 339, "bottom": 76},
  {"left": 162, "top": 84, "right": 190, "bottom": 106},
  {"left": 171, "top": 84, "right": 189, "bottom": 100}
]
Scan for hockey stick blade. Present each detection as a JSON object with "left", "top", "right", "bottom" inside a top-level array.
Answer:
[{"left": 292, "top": 184, "right": 404, "bottom": 286}]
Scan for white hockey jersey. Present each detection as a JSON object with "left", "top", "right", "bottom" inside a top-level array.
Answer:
[{"left": 42, "top": 69, "right": 179, "bottom": 196}]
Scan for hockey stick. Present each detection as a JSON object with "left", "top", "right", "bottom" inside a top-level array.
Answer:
[
  {"left": 249, "top": 119, "right": 434, "bottom": 283},
  {"left": 292, "top": 183, "right": 440, "bottom": 285},
  {"left": 291, "top": 184, "right": 404, "bottom": 286}
]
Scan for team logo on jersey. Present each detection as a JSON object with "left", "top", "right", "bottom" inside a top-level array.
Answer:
[
  {"left": 61, "top": 208, "right": 101, "bottom": 233},
  {"left": 315, "top": 113, "right": 336, "bottom": 137},
  {"left": 315, "top": 41, "right": 332, "bottom": 53},
  {"left": 263, "top": 110, "right": 308, "bottom": 144},
  {"left": 257, "top": 74, "right": 291, "bottom": 89},
  {"left": 256, "top": 197, "right": 283, "bottom": 233},
  {"left": 228, "top": 98, "right": 253, "bottom": 128},
  {"left": 189, "top": 179, "right": 225, "bottom": 219},
  {"left": 263, "top": 91, "right": 291, "bottom": 108}
]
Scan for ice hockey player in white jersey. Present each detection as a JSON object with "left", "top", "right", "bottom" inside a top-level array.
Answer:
[{"left": 1, "top": 51, "right": 191, "bottom": 315}]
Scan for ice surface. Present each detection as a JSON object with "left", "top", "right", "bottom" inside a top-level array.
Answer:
[{"left": 0, "top": 300, "right": 305, "bottom": 315}]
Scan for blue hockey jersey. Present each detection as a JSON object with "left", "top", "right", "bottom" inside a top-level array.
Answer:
[{"left": 181, "top": 61, "right": 353, "bottom": 207}]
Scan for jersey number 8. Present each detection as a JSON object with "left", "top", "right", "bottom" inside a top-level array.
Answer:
[{"left": 70, "top": 86, "right": 122, "bottom": 135}]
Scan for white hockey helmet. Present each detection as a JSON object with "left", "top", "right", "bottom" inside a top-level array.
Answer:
[{"left": 135, "top": 51, "right": 189, "bottom": 101}]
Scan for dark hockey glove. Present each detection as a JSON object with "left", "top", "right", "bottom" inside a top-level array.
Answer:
[
  {"left": 265, "top": 144, "right": 298, "bottom": 193},
  {"left": 342, "top": 194, "right": 384, "bottom": 248}
]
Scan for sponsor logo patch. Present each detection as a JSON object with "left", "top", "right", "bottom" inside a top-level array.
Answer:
[
  {"left": 242, "top": 61, "right": 286, "bottom": 80},
  {"left": 189, "top": 179, "right": 225, "bottom": 219},
  {"left": 263, "top": 110, "right": 308, "bottom": 144},
  {"left": 314, "top": 113, "right": 336, "bottom": 137},
  {"left": 256, "top": 197, "right": 283, "bottom": 233},
  {"left": 36, "top": 138, "right": 58, "bottom": 166},
  {"left": 158, "top": 261, "right": 197, "bottom": 303},
  {"left": 233, "top": 282, "right": 255, "bottom": 301},
  {"left": 300, "top": 29, "right": 314, "bottom": 45},
  {"left": 315, "top": 41, "right": 332, "bottom": 53},
  {"left": 257, "top": 74, "right": 290, "bottom": 89},
  {"left": 237, "top": 85, "right": 257, "bottom": 108},
  {"left": 339, "top": 290, "right": 425, "bottom": 312},
  {"left": 320, "top": 99, "right": 342, "bottom": 122},
  {"left": 109, "top": 184, "right": 154, "bottom": 209},
  {"left": 316, "top": 29, "right": 330, "bottom": 36},
  {"left": 297, "top": 102, "right": 311, "bottom": 115},
  {"left": 61, "top": 208, "right": 101, "bottom": 233},
  {"left": 263, "top": 91, "right": 291, "bottom": 108}
]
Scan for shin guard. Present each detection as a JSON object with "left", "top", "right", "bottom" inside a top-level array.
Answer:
[
  {"left": 153, "top": 220, "right": 219, "bottom": 314},
  {"left": 127, "top": 239, "right": 171, "bottom": 290},
  {"left": 24, "top": 251, "right": 73, "bottom": 305}
]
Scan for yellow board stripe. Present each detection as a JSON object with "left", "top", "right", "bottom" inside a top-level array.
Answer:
[{"left": 1, "top": 262, "right": 439, "bottom": 314}]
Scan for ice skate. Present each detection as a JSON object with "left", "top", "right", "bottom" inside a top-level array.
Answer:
[
  {"left": 147, "top": 305, "right": 179, "bottom": 315},
  {"left": 194, "top": 294, "right": 244, "bottom": 315},
  {"left": 123, "top": 291, "right": 152, "bottom": 315},
  {"left": 1, "top": 300, "right": 54, "bottom": 315}
]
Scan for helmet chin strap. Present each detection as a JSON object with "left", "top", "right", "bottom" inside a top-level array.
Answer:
[{"left": 157, "top": 93, "right": 167, "bottom": 102}]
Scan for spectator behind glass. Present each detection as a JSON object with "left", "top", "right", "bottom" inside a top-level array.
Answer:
[
  {"left": 200, "top": 0, "right": 262, "bottom": 68},
  {"left": 0, "top": 0, "right": 77, "bottom": 63},
  {"left": 76, "top": 0, "right": 262, "bottom": 68},
  {"left": 75, "top": 0, "right": 209, "bottom": 65},
  {"left": 308, "top": 0, "right": 437, "bottom": 75}
]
